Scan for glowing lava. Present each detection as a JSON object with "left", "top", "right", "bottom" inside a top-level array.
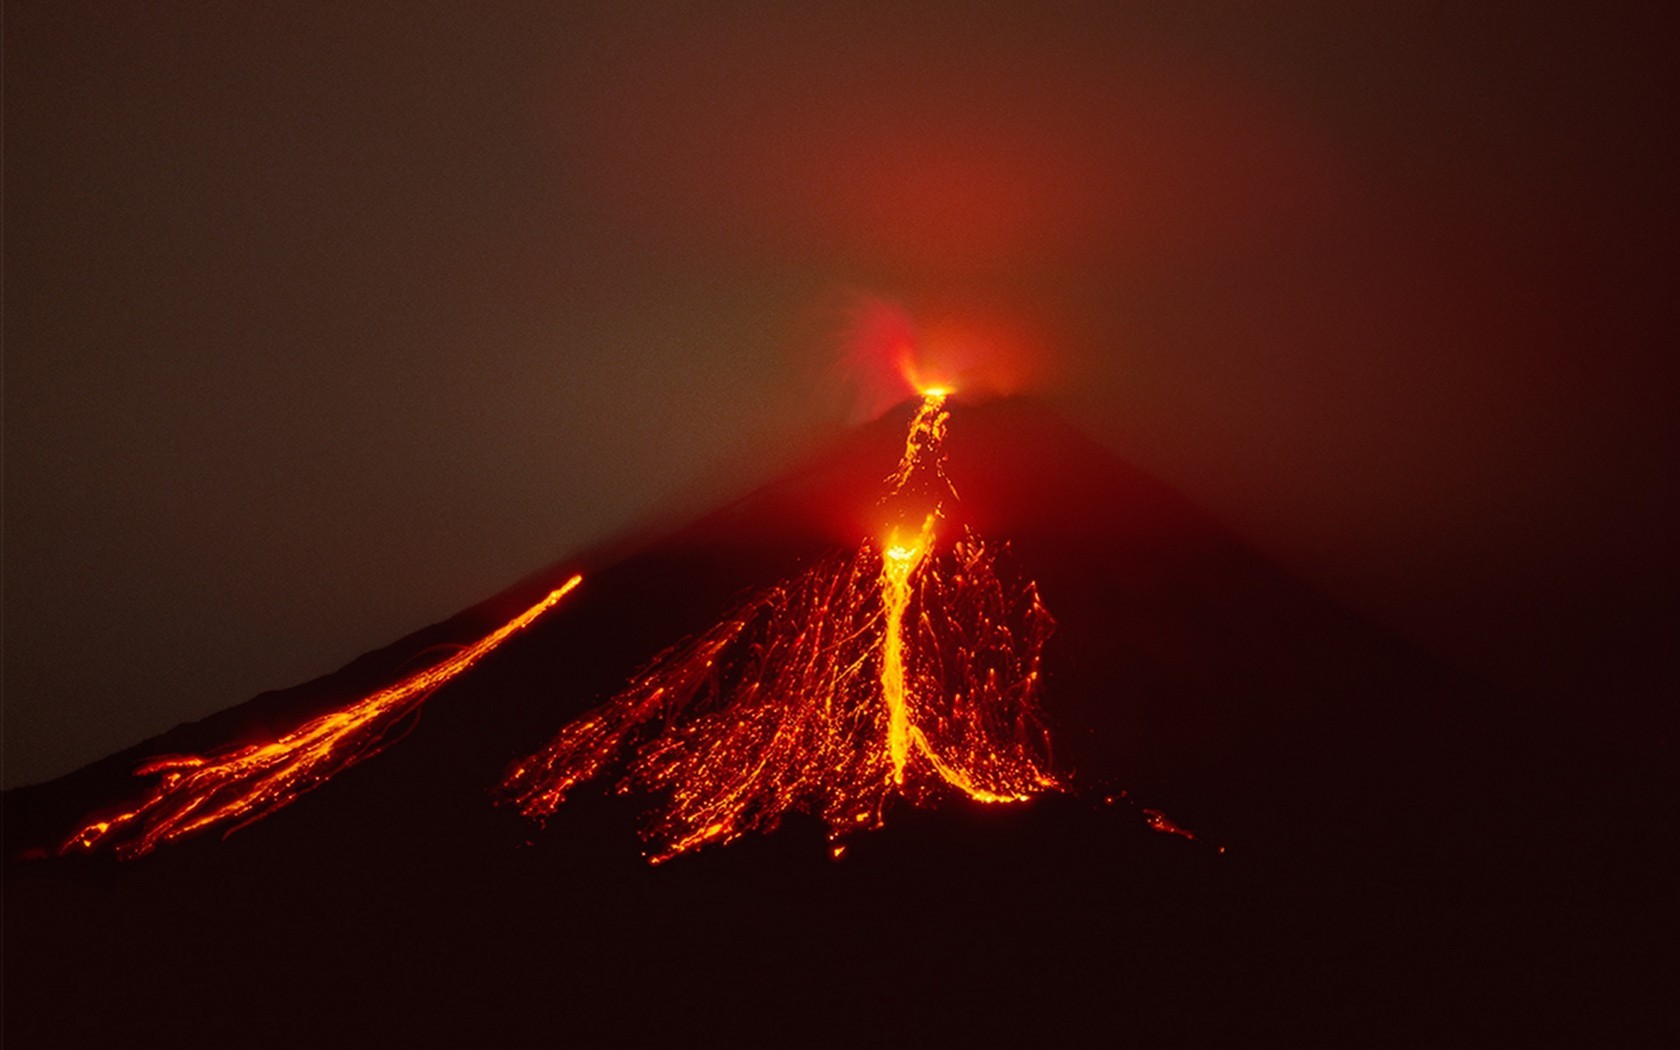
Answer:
[
  {"left": 504, "top": 392, "right": 1058, "bottom": 861},
  {"left": 879, "top": 519, "right": 929, "bottom": 785},
  {"left": 882, "top": 389, "right": 956, "bottom": 510},
  {"left": 63, "top": 576, "right": 582, "bottom": 858}
]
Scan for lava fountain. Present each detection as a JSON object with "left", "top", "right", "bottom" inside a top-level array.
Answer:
[
  {"left": 503, "top": 391, "right": 1059, "bottom": 862},
  {"left": 62, "top": 576, "right": 583, "bottom": 858}
]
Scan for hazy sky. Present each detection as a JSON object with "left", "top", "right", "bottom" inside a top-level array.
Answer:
[{"left": 6, "top": 2, "right": 1675, "bottom": 787}]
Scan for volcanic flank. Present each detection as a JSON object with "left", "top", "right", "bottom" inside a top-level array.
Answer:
[
  {"left": 5, "top": 395, "right": 1667, "bottom": 1047},
  {"left": 502, "top": 391, "right": 1061, "bottom": 863}
]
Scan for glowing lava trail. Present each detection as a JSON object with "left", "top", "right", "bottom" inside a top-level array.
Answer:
[
  {"left": 879, "top": 519, "right": 930, "bottom": 784},
  {"left": 63, "top": 576, "right": 582, "bottom": 858},
  {"left": 504, "top": 392, "right": 1058, "bottom": 861}
]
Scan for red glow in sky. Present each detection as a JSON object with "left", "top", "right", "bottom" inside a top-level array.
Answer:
[{"left": 833, "top": 295, "right": 1046, "bottom": 419}]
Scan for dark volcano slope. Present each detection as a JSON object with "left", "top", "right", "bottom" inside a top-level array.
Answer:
[{"left": 5, "top": 397, "right": 1670, "bottom": 1047}]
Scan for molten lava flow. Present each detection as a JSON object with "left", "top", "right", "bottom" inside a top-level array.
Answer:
[
  {"left": 63, "top": 576, "right": 582, "bottom": 859},
  {"left": 879, "top": 514, "right": 935, "bottom": 784},
  {"left": 882, "top": 388, "right": 956, "bottom": 511},
  {"left": 880, "top": 529, "right": 921, "bottom": 784},
  {"left": 505, "top": 392, "right": 1059, "bottom": 861}
]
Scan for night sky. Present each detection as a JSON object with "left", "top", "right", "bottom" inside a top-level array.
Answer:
[{"left": 6, "top": 2, "right": 1675, "bottom": 788}]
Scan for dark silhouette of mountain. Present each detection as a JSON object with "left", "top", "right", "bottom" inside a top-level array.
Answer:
[{"left": 5, "top": 397, "right": 1670, "bottom": 1047}]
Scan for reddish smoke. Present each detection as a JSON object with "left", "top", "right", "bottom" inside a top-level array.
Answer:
[
  {"left": 551, "top": 27, "right": 1334, "bottom": 272},
  {"left": 827, "top": 295, "right": 1046, "bottom": 420}
]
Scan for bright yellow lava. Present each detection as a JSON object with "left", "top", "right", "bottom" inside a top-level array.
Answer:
[
  {"left": 879, "top": 515, "right": 935, "bottom": 784},
  {"left": 505, "top": 391, "right": 1058, "bottom": 862},
  {"left": 63, "top": 575, "right": 582, "bottom": 858}
]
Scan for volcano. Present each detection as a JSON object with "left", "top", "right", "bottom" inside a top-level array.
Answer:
[{"left": 4, "top": 396, "right": 1668, "bottom": 1047}]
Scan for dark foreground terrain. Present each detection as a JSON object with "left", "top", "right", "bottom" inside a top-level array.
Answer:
[{"left": 7, "top": 399, "right": 1671, "bottom": 1046}]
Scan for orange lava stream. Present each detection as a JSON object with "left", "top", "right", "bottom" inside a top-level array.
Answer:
[
  {"left": 882, "top": 389, "right": 956, "bottom": 510},
  {"left": 63, "top": 575, "right": 582, "bottom": 858},
  {"left": 880, "top": 515, "right": 935, "bottom": 784},
  {"left": 504, "top": 391, "right": 1058, "bottom": 861}
]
